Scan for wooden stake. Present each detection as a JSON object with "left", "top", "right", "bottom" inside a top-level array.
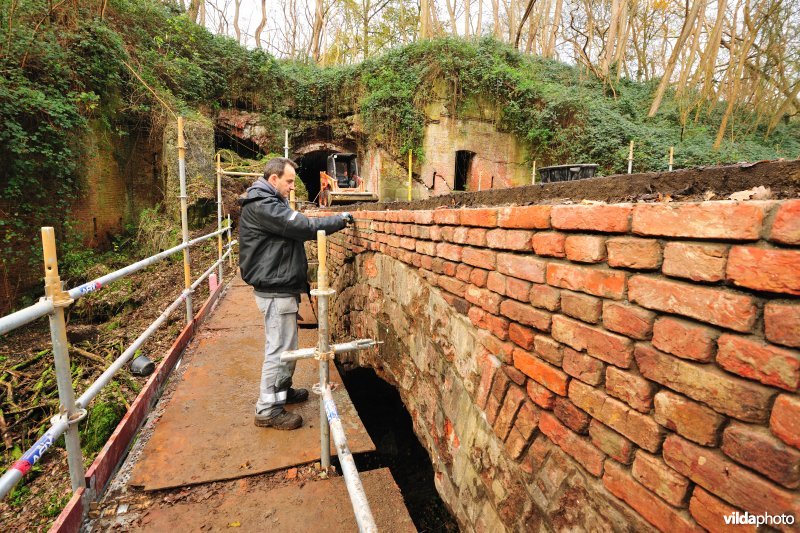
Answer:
[
  {"left": 669, "top": 146, "right": 674, "bottom": 171},
  {"left": 627, "top": 140, "right": 634, "bottom": 174}
]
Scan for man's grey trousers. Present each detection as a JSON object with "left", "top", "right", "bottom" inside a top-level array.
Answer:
[{"left": 254, "top": 295, "right": 299, "bottom": 417}]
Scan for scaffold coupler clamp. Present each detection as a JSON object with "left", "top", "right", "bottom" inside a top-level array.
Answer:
[{"left": 312, "top": 382, "right": 338, "bottom": 395}]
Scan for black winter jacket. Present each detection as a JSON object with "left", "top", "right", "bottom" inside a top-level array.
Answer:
[{"left": 239, "top": 179, "right": 346, "bottom": 294}]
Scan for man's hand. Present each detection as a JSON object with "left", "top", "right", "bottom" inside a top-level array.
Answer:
[{"left": 341, "top": 212, "right": 355, "bottom": 226}]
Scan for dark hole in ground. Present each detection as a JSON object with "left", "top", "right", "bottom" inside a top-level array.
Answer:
[{"left": 336, "top": 365, "right": 459, "bottom": 532}]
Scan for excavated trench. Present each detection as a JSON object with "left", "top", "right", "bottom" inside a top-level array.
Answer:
[{"left": 336, "top": 364, "right": 459, "bottom": 532}]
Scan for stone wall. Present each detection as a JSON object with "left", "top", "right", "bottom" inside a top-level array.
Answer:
[{"left": 314, "top": 199, "right": 800, "bottom": 532}]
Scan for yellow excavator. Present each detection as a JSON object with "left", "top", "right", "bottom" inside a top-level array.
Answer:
[{"left": 318, "top": 153, "right": 378, "bottom": 207}]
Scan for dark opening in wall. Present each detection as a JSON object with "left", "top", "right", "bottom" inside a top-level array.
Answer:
[
  {"left": 454, "top": 151, "right": 475, "bottom": 191},
  {"left": 214, "top": 129, "right": 264, "bottom": 160},
  {"left": 295, "top": 150, "right": 331, "bottom": 204},
  {"left": 337, "top": 365, "right": 459, "bottom": 532}
]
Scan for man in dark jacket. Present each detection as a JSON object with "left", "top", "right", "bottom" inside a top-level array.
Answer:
[{"left": 239, "top": 157, "right": 353, "bottom": 430}]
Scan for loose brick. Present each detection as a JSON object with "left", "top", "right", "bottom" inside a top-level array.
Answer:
[
  {"left": 628, "top": 275, "right": 756, "bottom": 332},
  {"left": 722, "top": 422, "right": 800, "bottom": 489},
  {"left": 499, "top": 299, "right": 552, "bottom": 331},
  {"left": 717, "top": 334, "right": 800, "bottom": 391},
  {"left": 529, "top": 284, "right": 560, "bottom": 311},
  {"left": 765, "top": 302, "right": 800, "bottom": 348},
  {"left": 460, "top": 208, "right": 498, "bottom": 227},
  {"left": 432, "top": 209, "right": 460, "bottom": 225},
  {"left": 602, "top": 302, "right": 655, "bottom": 340},
  {"left": 662, "top": 242, "right": 727, "bottom": 282},
  {"left": 560, "top": 291, "right": 602, "bottom": 323},
  {"left": 469, "top": 268, "right": 489, "bottom": 288},
  {"left": 727, "top": 246, "right": 800, "bottom": 296},
  {"left": 547, "top": 263, "right": 626, "bottom": 300},
  {"left": 653, "top": 390, "right": 725, "bottom": 446},
  {"left": 498, "top": 205, "right": 551, "bottom": 229},
  {"left": 497, "top": 253, "right": 547, "bottom": 283},
  {"left": 770, "top": 199, "right": 800, "bottom": 245},
  {"left": 603, "top": 461, "right": 702, "bottom": 533},
  {"left": 569, "top": 380, "right": 665, "bottom": 452},
  {"left": 508, "top": 323, "right": 536, "bottom": 350},
  {"left": 606, "top": 367, "right": 656, "bottom": 413},
  {"left": 513, "top": 348, "right": 569, "bottom": 395},
  {"left": 465, "top": 285, "right": 503, "bottom": 314},
  {"left": 505, "top": 277, "right": 532, "bottom": 302},
  {"left": 486, "top": 229, "right": 534, "bottom": 251},
  {"left": 607, "top": 237, "right": 662, "bottom": 269},
  {"left": 532, "top": 232, "right": 566, "bottom": 257},
  {"left": 565, "top": 235, "right": 607, "bottom": 263},
  {"left": 551, "top": 315, "right": 633, "bottom": 368},
  {"left": 771, "top": 394, "right": 800, "bottom": 449},
  {"left": 551, "top": 204, "right": 632, "bottom": 233},
  {"left": 436, "top": 242, "right": 463, "bottom": 262},
  {"left": 689, "top": 487, "right": 756, "bottom": 533},
  {"left": 632, "top": 451, "right": 691, "bottom": 506},
  {"left": 636, "top": 343, "right": 775, "bottom": 423},
  {"left": 534, "top": 335, "right": 563, "bottom": 365},
  {"left": 664, "top": 434, "right": 800, "bottom": 519},
  {"left": 553, "top": 396, "right": 591, "bottom": 434},
  {"left": 590, "top": 421, "right": 635, "bottom": 464},
  {"left": 527, "top": 380, "right": 555, "bottom": 409},
  {"left": 493, "top": 384, "right": 526, "bottom": 441},
  {"left": 487, "top": 271, "right": 506, "bottom": 295},
  {"left": 413, "top": 210, "right": 435, "bottom": 224},
  {"left": 652, "top": 317, "right": 718, "bottom": 362},
  {"left": 632, "top": 202, "right": 769, "bottom": 240},
  {"left": 562, "top": 348, "right": 605, "bottom": 385},
  {"left": 539, "top": 412, "right": 605, "bottom": 476}
]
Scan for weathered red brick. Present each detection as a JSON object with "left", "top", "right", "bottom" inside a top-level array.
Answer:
[
  {"left": 632, "top": 451, "right": 691, "bottom": 506},
  {"left": 651, "top": 317, "right": 718, "bottom": 362},
  {"left": 438, "top": 275, "right": 467, "bottom": 297},
  {"left": 508, "top": 323, "right": 536, "bottom": 350},
  {"left": 475, "top": 352, "right": 501, "bottom": 408},
  {"left": 539, "top": 412, "right": 605, "bottom": 476},
  {"left": 664, "top": 434, "right": 800, "bottom": 519},
  {"left": 606, "top": 237, "right": 661, "bottom": 269},
  {"left": 564, "top": 235, "right": 607, "bottom": 263},
  {"left": 505, "top": 277, "right": 531, "bottom": 302},
  {"left": 515, "top": 400, "right": 540, "bottom": 440},
  {"left": 727, "top": 246, "right": 800, "bottom": 296},
  {"left": 498, "top": 205, "right": 552, "bottom": 229},
  {"left": 529, "top": 284, "right": 560, "bottom": 311},
  {"left": 499, "top": 299, "right": 552, "bottom": 331},
  {"left": 662, "top": 242, "right": 728, "bottom": 282},
  {"left": 770, "top": 199, "right": 800, "bottom": 245},
  {"left": 436, "top": 242, "right": 463, "bottom": 262},
  {"left": 432, "top": 209, "right": 460, "bottom": 225},
  {"left": 527, "top": 379, "right": 555, "bottom": 409},
  {"left": 602, "top": 302, "right": 655, "bottom": 340},
  {"left": 461, "top": 247, "right": 495, "bottom": 270},
  {"left": 441, "top": 260, "right": 457, "bottom": 276},
  {"left": 771, "top": 394, "right": 800, "bottom": 449},
  {"left": 455, "top": 262, "right": 473, "bottom": 282},
  {"left": 503, "top": 364, "right": 527, "bottom": 386},
  {"left": 465, "top": 285, "right": 503, "bottom": 314},
  {"left": 722, "top": 422, "right": 800, "bottom": 489},
  {"left": 551, "top": 315, "right": 633, "bottom": 368},
  {"left": 552, "top": 204, "right": 632, "bottom": 233},
  {"left": 653, "top": 390, "right": 725, "bottom": 446},
  {"left": 504, "top": 426, "right": 530, "bottom": 460},
  {"left": 532, "top": 232, "right": 566, "bottom": 257},
  {"left": 534, "top": 335, "right": 563, "bottom": 365},
  {"left": 485, "top": 229, "right": 534, "bottom": 251},
  {"left": 429, "top": 226, "right": 443, "bottom": 241},
  {"left": 469, "top": 268, "right": 489, "bottom": 288},
  {"left": 486, "top": 271, "right": 506, "bottom": 295},
  {"left": 765, "top": 302, "right": 800, "bottom": 348},
  {"left": 606, "top": 367, "right": 656, "bottom": 413},
  {"left": 689, "top": 487, "right": 757, "bottom": 533},
  {"left": 635, "top": 343, "right": 775, "bottom": 423},
  {"left": 415, "top": 240, "right": 437, "bottom": 256},
  {"left": 493, "top": 384, "right": 526, "bottom": 441},
  {"left": 560, "top": 291, "right": 602, "bottom": 324},
  {"left": 603, "top": 461, "right": 702, "bottom": 533},
  {"left": 413, "top": 210, "right": 434, "bottom": 224},
  {"left": 590, "top": 421, "right": 634, "bottom": 464},
  {"left": 553, "top": 396, "right": 591, "bottom": 434},
  {"left": 496, "top": 253, "right": 547, "bottom": 283},
  {"left": 628, "top": 275, "right": 757, "bottom": 332},
  {"left": 562, "top": 348, "right": 605, "bottom": 385},
  {"left": 717, "top": 334, "right": 800, "bottom": 391},
  {"left": 547, "top": 263, "right": 626, "bottom": 300},
  {"left": 632, "top": 202, "right": 770, "bottom": 240},
  {"left": 513, "top": 348, "right": 569, "bottom": 395},
  {"left": 569, "top": 380, "right": 665, "bottom": 452},
  {"left": 460, "top": 208, "right": 498, "bottom": 227},
  {"left": 468, "top": 307, "right": 510, "bottom": 340}
]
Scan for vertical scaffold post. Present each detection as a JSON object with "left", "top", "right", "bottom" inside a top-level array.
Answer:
[
  {"left": 669, "top": 146, "right": 674, "bottom": 172},
  {"left": 316, "top": 230, "right": 332, "bottom": 469},
  {"left": 216, "top": 153, "right": 224, "bottom": 284},
  {"left": 227, "top": 214, "right": 234, "bottom": 268},
  {"left": 41, "top": 228, "right": 85, "bottom": 493},
  {"left": 407, "top": 150, "right": 412, "bottom": 201},
  {"left": 628, "top": 140, "right": 634, "bottom": 175},
  {"left": 177, "top": 117, "right": 193, "bottom": 323},
  {"left": 532, "top": 160, "right": 537, "bottom": 185}
]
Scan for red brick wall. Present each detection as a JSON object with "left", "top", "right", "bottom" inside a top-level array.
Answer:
[{"left": 317, "top": 199, "right": 800, "bottom": 531}]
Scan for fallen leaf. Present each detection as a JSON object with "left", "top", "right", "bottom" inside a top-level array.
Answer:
[
  {"left": 703, "top": 190, "right": 716, "bottom": 201},
  {"left": 228, "top": 521, "right": 241, "bottom": 528}
]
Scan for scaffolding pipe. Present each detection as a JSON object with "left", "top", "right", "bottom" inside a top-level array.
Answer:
[
  {"left": 407, "top": 150, "right": 412, "bottom": 201},
  {"left": 216, "top": 153, "right": 224, "bottom": 284},
  {"left": 321, "top": 386, "right": 377, "bottom": 533},
  {"left": 177, "top": 117, "right": 193, "bottom": 324},
  {"left": 0, "top": 416, "right": 69, "bottom": 499},
  {"left": 0, "top": 299, "right": 54, "bottom": 337},
  {"left": 280, "top": 339, "right": 380, "bottom": 362},
  {"left": 191, "top": 247, "right": 234, "bottom": 292},
  {"left": 227, "top": 214, "right": 233, "bottom": 268},
  {"left": 313, "top": 230, "right": 333, "bottom": 469},
  {"left": 220, "top": 171, "right": 262, "bottom": 177}
]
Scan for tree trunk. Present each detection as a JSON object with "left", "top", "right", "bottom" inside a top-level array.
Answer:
[
  {"left": 254, "top": 0, "right": 267, "bottom": 49},
  {"left": 545, "top": 0, "right": 562, "bottom": 57},
  {"left": 233, "top": 0, "right": 241, "bottom": 43},
  {"left": 310, "top": 0, "right": 325, "bottom": 61}
]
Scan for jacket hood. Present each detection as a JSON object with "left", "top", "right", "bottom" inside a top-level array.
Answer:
[{"left": 238, "top": 178, "right": 288, "bottom": 207}]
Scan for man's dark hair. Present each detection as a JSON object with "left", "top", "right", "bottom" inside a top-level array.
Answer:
[{"left": 263, "top": 157, "right": 298, "bottom": 179}]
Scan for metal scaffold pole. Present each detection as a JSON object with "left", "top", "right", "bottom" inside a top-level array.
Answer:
[
  {"left": 313, "top": 230, "right": 333, "bottom": 469},
  {"left": 177, "top": 117, "right": 193, "bottom": 323},
  {"left": 216, "top": 153, "right": 224, "bottom": 284}
]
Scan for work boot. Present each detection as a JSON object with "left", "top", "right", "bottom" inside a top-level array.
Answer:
[
  {"left": 286, "top": 387, "right": 309, "bottom": 404},
  {"left": 254, "top": 409, "right": 302, "bottom": 430}
]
